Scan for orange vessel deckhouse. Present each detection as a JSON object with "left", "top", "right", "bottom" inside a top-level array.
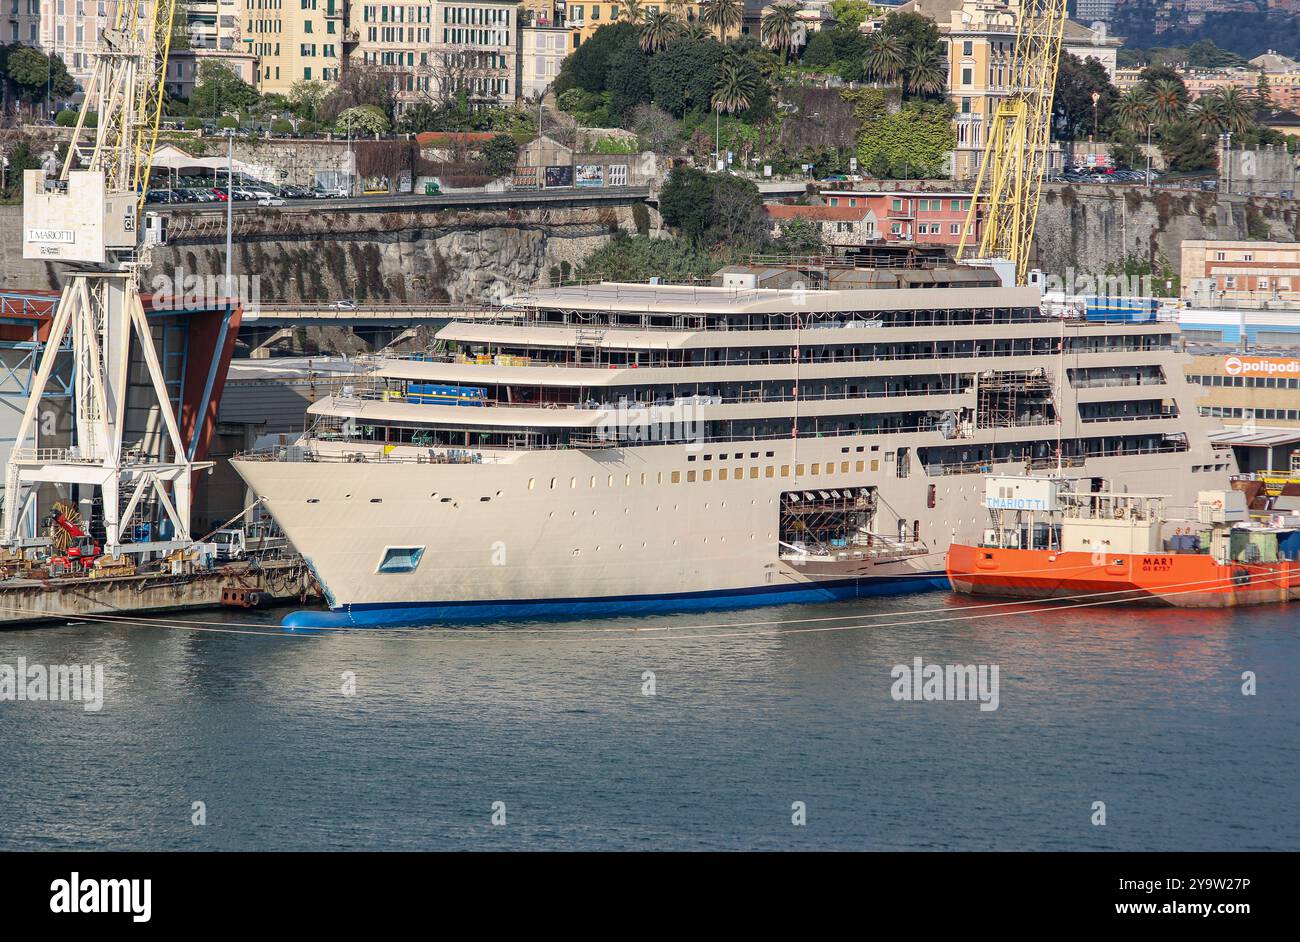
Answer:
[{"left": 946, "top": 476, "right": 1300, "bottom": 608}]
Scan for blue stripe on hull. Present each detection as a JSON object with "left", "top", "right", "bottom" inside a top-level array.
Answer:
[{"left": 281, "top": 574, "right": 952, "bottom": 629}]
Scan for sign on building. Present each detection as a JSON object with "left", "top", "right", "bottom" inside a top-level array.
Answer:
[
  {"left": 608, "top": 164, "right": 628, "bottom": 187},
  {"left": 544, "top": 165, "right": 573, "bottom": 188},
  {"left": 575, "top": 164, "right": 604, "bottom": 187}
]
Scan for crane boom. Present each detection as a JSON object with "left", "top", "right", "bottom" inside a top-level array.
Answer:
[{"left": 957, "top": 0, "right": 1067, "bottom": 284}]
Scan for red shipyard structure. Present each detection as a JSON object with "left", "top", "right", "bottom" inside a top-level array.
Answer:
[{"left": 233, "top": 255, "right": 1235, "bottom": 628}]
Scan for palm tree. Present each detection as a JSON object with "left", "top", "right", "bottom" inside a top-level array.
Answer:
[
  {"left": 702, "top": 0, "right": 743, "bottom": 43},
  {"left": 681, "top": 20, "right": 710, "bottom": 42},
  {"left": 1192, "top": 93, "right": 1227, "bottom": 135},
  {"left": 640, "top": 10, "right": 681, "bottom": 53},
  {"left": 664, "top": 0, "right": 690, "bottom": 21},
  {"left": 711, "top": 60, "right": 757, "bottom": 114},
  {"left": 904, "top": 45, "right": 945, "bottom": 98},
  {"left": 864, "top": 32, "right": 905, "bottom": 85},
  {"left": 1114, "top": 87, "right": 1153, "bottom": 135},
  {"left": 1216, "top": 84, "right": 1253, "bottom": 134},
  {"left": 1147, "top": 79, "right": 1187, "bottom": 126},
  {"left": 618, "top": 0, "right": 644, "bottom": 25},
  {"left": 761, "top": 3, "right": 802, "bottom": 64}
]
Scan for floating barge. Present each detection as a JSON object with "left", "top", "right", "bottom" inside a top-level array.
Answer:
[{"left": 0, "top": 558, "right": 319, "bottom": 627}]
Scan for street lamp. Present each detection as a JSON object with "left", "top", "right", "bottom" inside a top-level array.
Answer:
[
  {"left": 1145, "top": 122, "right": 1153, "bottom": 188},
  {"left": 1090, "top": 90, "right": 1100, "bottom": 142}
]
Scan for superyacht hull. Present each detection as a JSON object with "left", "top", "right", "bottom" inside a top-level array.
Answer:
[{"left": 233, "top": 433, "right": 1221, "bottom": 628}]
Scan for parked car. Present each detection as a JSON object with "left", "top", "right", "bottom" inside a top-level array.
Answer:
[
  {"left": 318, "top": 186, "right": 349, "bottom": 199},
  {"left": 210, "top": 187, "right": 229, "bottom": 201},
  {"left": 257, "top": 196, "right": 286, "bottom": 206}
]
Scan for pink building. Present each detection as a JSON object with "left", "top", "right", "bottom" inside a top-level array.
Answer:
[{"left": 819, "top": 190, "right": 983, "bottom": 246}]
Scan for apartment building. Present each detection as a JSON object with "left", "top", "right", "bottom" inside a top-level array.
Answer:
[
  {"left": 768, "top": 190, "right": 981, "bottom": 247},
  {"left": 519, "top": 23, "right": 569, "bottom": 99},
  {"left": 1183, "top": 241, "right": 1300, "bottom": 307},
  {"left": 242, "top": 0, "right": 344, "bottom": 94},
  {"left": 3, "top": 0, "right": 120, "bottom": 94}
]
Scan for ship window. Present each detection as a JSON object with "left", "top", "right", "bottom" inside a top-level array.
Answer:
[
  {"left": 703, "top": 470, "right": 712, "bottom": 481},
  {"left": 590, "top": 476, "right": 596, "bottom": 488},
  {"left": 840, "top": 462, "right": 849, "bottom": 473},
  {"left": 856, "top": 461, "right": 864, "bottom": 472},
  {"left": 720, "top": 469, "right": 729, "bottom": 481},
  {"left": 528, "top": 478, "right": 536, "bottom": 490},
  {"left": 812, "top": 463, "right": 820, "bottom": 475},
  {"left": 672, "top": 471, "right": 681, "bottom": 483},
  {"left": 377, "top": 546, "right": 425, "bottom": 574},
  {"left": 608, "top": 475, "right": 614, "bottom": 487},
  {"left": 734, "top": 468, "right": 742, "bottom": 480},
  {"left": 796, "top": 465, "right": 805, "bottom": 476},
  {"left": 686, "top": 470, "right": 695, "bottom": 482},
  {"left": 766, "top": 452, "right": 774, "bottom": 458},
  {"left": 856, "top": 447, "right": 864, "bottom": 452},
  {"left": 370, "top": 498, "right": 382, "bottom": 503},
  {"left": 871, "top": 461, "right": 879, "bottom": 471},
  {"left": 307, "top": 498, "right": 320, "bottom": 503},
  {"left": 688, "top": 454, "right": 697, "bottom": 461},
  {"left": 781, "top": 465, "right": 790, "bottom": 476},
  {"left": 550, "top": 478, "right": 556, "bottom": 489},
  {"left": 765, "top": 466, "right": 774, "bottom": 477},
  {"left": 750, "top": 467, "right": 759, "bottom": 479},
  {"left": 750, "top": 452, "right": 758, "bottom": 459},
  {"left": 570, "top": 477, "right": 577, "bottom": 489}
]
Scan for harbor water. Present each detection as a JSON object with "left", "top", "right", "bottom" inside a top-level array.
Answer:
[{"left": 1, "top": 592, "right": 1296, "bottom": 851}]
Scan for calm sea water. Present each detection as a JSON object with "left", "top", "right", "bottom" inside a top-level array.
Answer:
[{"left": 1, "top": 592, "right": 1296, "bottom": 851}]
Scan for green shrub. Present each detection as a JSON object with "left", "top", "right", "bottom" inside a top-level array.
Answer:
[
  {"left": 216, "top": 115, "right": 239, "bottom": 130},
  {"left": 55, "top": 109, "right": 78, "bottom": 127},
  {"left": 270, "top": 118, "right": 294, "bottom": 134}
]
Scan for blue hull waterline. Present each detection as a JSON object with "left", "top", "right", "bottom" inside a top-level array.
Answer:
[{"left": 281, "top": 573, "right": 952, "bottom": 628}]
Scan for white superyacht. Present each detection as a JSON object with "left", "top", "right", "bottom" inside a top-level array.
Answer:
[{"left": 233, "top": 258, "right": 1233, "bottom": 627}]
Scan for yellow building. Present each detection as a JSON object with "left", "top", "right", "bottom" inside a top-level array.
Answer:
[
  {"left": 242, "top": 0, "right": 344, "bottom": 94},
  {"left": 567, "top": 2, "right": 706, "bottom": 52}
]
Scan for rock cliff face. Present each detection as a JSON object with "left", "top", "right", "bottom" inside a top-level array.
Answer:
[
  {"left": 149, "top": 202, "right": 646, "bottom": 304},
  {"left": 1033, "top": 185, "right": 1300, "bottom": 277}
]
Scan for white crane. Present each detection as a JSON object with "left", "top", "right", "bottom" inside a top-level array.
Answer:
[{"left": 2, "top": 0, "right": 210, "bottom": 558}]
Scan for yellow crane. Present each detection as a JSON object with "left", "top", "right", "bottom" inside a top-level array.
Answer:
[{"left": 957, "top": 0, "right": 1067, "bottom": 284}]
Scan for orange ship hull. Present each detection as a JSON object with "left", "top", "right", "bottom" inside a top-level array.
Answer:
[{"left": 946, "top": 544, "right": 1300, "bottom": 608}]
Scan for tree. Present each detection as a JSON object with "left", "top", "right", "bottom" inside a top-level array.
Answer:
[
  {"left": 774, "top": 216, "right": 826, "bottom": 256},
  {"left": 289, "top": 79, "right": 329, "bottom": 121},
  {"left": 712, "top": 61, "right": 758, "bottom": 115},
  {"left": 659, "top": 165, "right": 715, "bottom": 242},
  {"left": 629, "top": 103, "right": 681, "bottom": 152},
  {"left": 761, "top": 3, "right": 802, "bottom": 64},
  {"left": 1052, "top": 53, "right": 1118, "bottom": 140},
  {"left": 618, "top": 0, "right": 644, "bottom": 25},
  {"left": 904, "top": 44, "right": 946, "bottom": 99},
  {"left": 864, "top": 32, "right": 905, "bottom": 84},
  {"left": 320, "top": 62, "right": 396, "bottom": 123},
  {"left": 658, "top": 165, "right": 769, "bottom": 248},
  {"left": 829, "top": 0, "right": 878, "bottom": 31},
  {"left": 701, "top": 0, "right": 743, "bottom": 44},
  {"left": 1159, "top": 120, "right": 1216, "bottom": 173},
  {"left": 647, "top": 36, "right": 727, "bottom": 117},
  {"left": 479, "top": 134, "right": 519, "bottom": 176},
  {"left": 335, "top": 104, "right": 391, "bottom": 136},
  {"left": 5, "top": 46, "right": 77, "bottom": 105},
  {"left": 554, "top": 22, "right": 640, "bottom": 95},
  {"left": 640, "top": 10, "right": 681, "bottom": 53},
  {"left": 1254, "top": 72, "right": 1273, "bottom": 112},
  {"left": 189, "top": 61, "right": 260, "bottom": 117},
  {"left": 1147, "top": 79, "right": 1188, "bottom": 127},
  {"left": 1114, "top": 87, "right": 1154, "bottom": 136},
  {"left": 606, "top": 45, "right": 654, "bottom": 122}
]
